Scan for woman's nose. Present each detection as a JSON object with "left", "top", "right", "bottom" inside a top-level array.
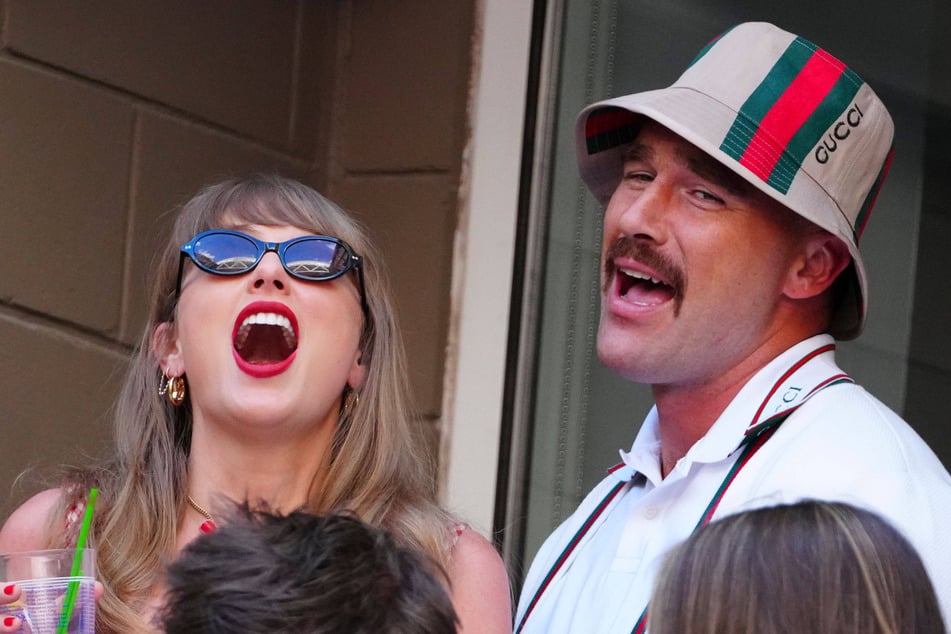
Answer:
[{"left": 250, "top": 251, "right": 288, "bottom": 291}]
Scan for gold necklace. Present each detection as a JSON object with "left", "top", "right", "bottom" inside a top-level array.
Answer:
[{"left": 186, "top": 496, "right": 218, "bottom": 534}]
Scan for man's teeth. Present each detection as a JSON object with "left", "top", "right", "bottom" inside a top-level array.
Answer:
[{"left": 620, "top": 268, "right": 664, "bottom": 285}]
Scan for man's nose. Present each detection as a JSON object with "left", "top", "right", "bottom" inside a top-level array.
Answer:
[{"left": 611, "top": 182, "right": 671, "bottom": 243}]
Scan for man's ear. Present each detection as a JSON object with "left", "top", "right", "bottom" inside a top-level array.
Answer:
[
  {"left": 152, "top": 322, "right": 184, "bottom": 376},
  {"left": 784, "top": 233, "right": 851, "bottom": 300}
]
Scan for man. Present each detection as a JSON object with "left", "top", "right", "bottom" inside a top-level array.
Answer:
[{"left": 516, "top": 22, "right": 951, "bottom": 634}]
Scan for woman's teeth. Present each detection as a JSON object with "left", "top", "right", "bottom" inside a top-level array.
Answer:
[{"left": 234, "top": 312, "right": 298, "bottom": 354}]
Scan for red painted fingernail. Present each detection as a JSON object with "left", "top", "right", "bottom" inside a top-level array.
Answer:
[
  {"left": 3, "top": 616, "right": 15, "bottom": 627},
  {"left": 2, "top": 584, "right": 13, "bottom": 596}
]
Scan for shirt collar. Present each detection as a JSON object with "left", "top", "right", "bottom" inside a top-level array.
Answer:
[{"left": 618, "top": 334, "right": 838, "bottom": 483}]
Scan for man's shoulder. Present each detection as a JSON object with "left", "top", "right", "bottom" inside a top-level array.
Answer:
[
  {"left": 788, "top": 380, "right": 931, "bottom": 452},
  {"left": 752, "top": 380, "right": 951, "bottom": 501}
]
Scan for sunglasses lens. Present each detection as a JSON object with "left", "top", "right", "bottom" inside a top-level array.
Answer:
[
  {"left": 192, "top": 232, "right": 259, "bottom": 273},
  {"left": 284, "top": 238, "right": 352, "bottom": 280}
]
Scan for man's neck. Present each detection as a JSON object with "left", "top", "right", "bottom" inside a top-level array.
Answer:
[
  {"left": 651, "top": 330, "right": 816, "bottom": 478},
  {"left": 653, "top": 378, "right": 748, "bottom": 478}
]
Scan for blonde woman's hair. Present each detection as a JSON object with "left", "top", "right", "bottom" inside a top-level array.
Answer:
[
  {"left": 54, "top": 174, "right": 454, "bottom": 633},
  {"left": 649, "top": 500, "right": 945, "bottom": 634}
]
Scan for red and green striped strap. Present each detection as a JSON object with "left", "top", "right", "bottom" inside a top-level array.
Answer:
[
  {"left": 515, "top": 475, "right": 629, "bottom": 633},
  {"left": 516, "top": 344, "right": 851, "bottom": 634},
  {"left": 630, "top": 372, "right": 853, "bottom": 633}
]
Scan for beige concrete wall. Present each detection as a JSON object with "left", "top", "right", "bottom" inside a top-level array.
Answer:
[{"left": 0, "top": 0, "right": 474, "bottom": 512}]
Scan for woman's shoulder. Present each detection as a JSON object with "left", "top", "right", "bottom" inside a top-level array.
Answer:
[
  {"left": 449, "top": 525, "right": 503, "bottom": 568},
  {"left": 447, "top": 526, "right": 513, "bottom": 633},
  {"left": 0, "top": 488, "right": 64, "bottom": 553}
]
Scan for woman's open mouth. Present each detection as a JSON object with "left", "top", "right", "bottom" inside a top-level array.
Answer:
[{"left": 232, "top": 302, "right": 299, "bottom": 378}]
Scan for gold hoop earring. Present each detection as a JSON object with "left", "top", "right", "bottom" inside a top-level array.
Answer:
[{"left": 164, "top": 374, "right": 186, "bottom": 407}]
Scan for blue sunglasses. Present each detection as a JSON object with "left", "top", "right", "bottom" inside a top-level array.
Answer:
[{"left": 177, "top": 229, "right": 368, "bottom": 317}]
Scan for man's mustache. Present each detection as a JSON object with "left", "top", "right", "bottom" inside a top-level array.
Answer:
[{"left": 603, "top": 236, "right": 686, "bottom": 313}]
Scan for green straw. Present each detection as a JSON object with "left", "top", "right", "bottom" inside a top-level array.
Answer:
[{"left": 57, "top": 488, "right": 98, "bottom": 634}]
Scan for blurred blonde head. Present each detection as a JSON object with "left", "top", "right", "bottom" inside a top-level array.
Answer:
[{"left": 650, "top": 501, "right": 945, "bottom": 634}]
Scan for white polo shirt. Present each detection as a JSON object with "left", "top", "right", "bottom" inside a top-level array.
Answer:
[{"left": 515, "top": 335, "right": 951, "bottom": 633}]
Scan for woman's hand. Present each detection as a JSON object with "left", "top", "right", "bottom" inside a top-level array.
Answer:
[
  {"left": 0, "top": 584, "right": 23, "bottom": 632},
  {"left": 0, "top": 489, "right": 106, "bottom": 631},
  {"left": 0, "top": 582, "right": 103, "bottom": 632}
]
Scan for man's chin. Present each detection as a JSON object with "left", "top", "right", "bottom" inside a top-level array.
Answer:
[
  {"left": 597, "top": 329, "right": 676, "bottom": 384},
  {"left": 598, "top": 339, "right": 642, "bottom": 378}
]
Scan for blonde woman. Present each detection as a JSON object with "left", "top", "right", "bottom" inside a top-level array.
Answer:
[
  {"left": 0, "top": 175, "right": 512, "bottom": 633},
  {"left": 650, "top": 500, "right": 945, "bottom": 634}
]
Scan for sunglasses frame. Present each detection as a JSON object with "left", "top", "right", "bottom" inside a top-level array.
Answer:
[{"left": 176, "top": 229, "right": 369, "bottom": 318}]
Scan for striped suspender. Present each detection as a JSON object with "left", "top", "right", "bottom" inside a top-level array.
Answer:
[
  {"left": 515, "top": 421, "right": 786, "bottom": 634},
  {"left": 516, "top": 344, "right": 852, "bottom": 634},
  {"left": 515, "top": 477, "right": 629, "bottom": 633},
  {"left": 628, "top": 411, "right": 791, "bottom": 634}
]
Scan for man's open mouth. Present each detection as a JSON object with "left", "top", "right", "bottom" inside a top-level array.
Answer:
[
  {"left": 616, "top": 267, "right": 676, "bottom": 306},
  {"left": 604, "top": 237, "right": 686, "bottom": 315}
]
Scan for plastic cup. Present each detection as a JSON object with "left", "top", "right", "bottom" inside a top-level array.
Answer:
[{"left": 0, "top": 549, "right": 95, "bottom": 634}]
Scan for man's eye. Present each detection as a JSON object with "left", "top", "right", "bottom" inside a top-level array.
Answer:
[
  {"left": 693, "top": 189, "right": 724, "bottom": 204},
  {"left": 623, "top": 170, "right": 653, "bottom": 182}
]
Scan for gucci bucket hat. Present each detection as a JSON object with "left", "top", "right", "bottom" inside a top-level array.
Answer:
[{"left": 576, "top": 22, "right": 894, "bottom": 339}]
